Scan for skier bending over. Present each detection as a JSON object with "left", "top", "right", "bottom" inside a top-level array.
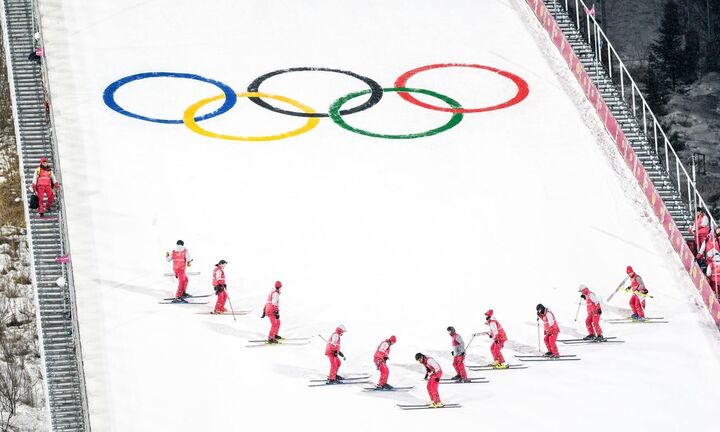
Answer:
[
  {"left": 537, "top": 303, "right": 560, "bottom": 358},
  {"left": 415, "top": 353, "right": 443, "bottom": 408},
  {"left": 212, "top": 260, "right": 228, "bottom": 314},
  {"left": 261, "top": 281, "right": 283, "bottom": 343},
  {"left": 447, "top": 326, "right": 469, "bottom": 382},
  {"left": 325, "top": 325, "right": 346, "bottom": 384},
  {"left": 578, "top": 285, "right": 603, "bottom": 340},
  {"left": 165, "top": 240, "right": 193, "bottom": 302},
  {"left": 484, "top": 309, "right": 508, "bottom": 368},
  {"left": 373, "top": 335, "right": 396, "bottom": 389},
  {"left": 625, "top": 266, "right": 648, "bottom": 321}
]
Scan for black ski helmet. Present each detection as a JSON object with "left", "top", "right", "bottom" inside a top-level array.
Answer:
[
  {"left": 446, "top": 326, "right": 455, "bottom": 333},
  {"left": 176, "top": 240, "right": 184, "bottom": 246},
  {"left": 415, "top": 352, "right": 424, "bottom": 361},
  {"left": 536, "top": 303, "right": 546, "bottom": 315}
]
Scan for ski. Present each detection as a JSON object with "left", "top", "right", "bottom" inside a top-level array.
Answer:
[
  {"left": 158, "top": 300, "right": 208, "bottom": 305},
  {"left": 362, "top": 386, "right": 414, "bottom": 392},
  {"left": 468, "top": 364, "right": 527, "bottom": 371},
  {"left": 308, "top": 380, "right": 370, "bottom": 388},
  {"left": 439, "top": 377, "right": 485, "bottom": 382},
  {"left": 558, "top": 336, "right": 618, "bottom": 342},
  {"left": 608, "top": 320, "right": 668, "bottom": 324},
  {"left": 604, "top": 317, "right": 664, "bottom": 321},
  {"left": 163, "top": 294, "right": 212, "bottom": 300},
  {"left": 309, "top": 375, "right": 370, "bottom": 383},
  {"left": 515, "top": 354, "right": 576, "bottom": 358},
  {"left": 440, "top": 379, "right": 489, "bottom": 385},
  {"left": 397, "top": 403, "right": 461, "bottom": 410},
  {"left": 520, "top": 357, "right": 581, "bottom": 362},
  {"left": 164, "top": 271, "right": 201, "bottom": 277},
  {"left": 195, "top": 310, "right": 252, "bottom": 316},
  {"left": 247, "top": 337, "right": 313, "bottom": 343},
  {"left": 561, "top": 339, "right": 625, "bottom": 345},
  {"left": 245, "top": 340, "right": 310, "bottom": 348}
]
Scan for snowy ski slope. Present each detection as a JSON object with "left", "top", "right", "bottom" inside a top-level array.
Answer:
[{"left": 37, "top": 0, "right": 720, "bottom": 430}]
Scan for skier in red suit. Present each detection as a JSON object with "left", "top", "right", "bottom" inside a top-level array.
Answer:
[
  {"left": 261, "top": 281, "right": 282, "bottom": 343},
  {"left": 690, "top": 207, "right": 710, "bottom": 254},
  {"left": 325, "top": 325, "right": 346, "bottom": 383},
  {"left": 415, "top": 353, "right": 443, "bottom": 407},
  {"left": 537, "top": 303, "right": 560, "bottom": 358},
  {"left": 578, "top": 285, "right": 603, "bottom": 340},
  {"left": 484, "top": 309, "right": 508, "bottom": 368},
  {"left": 165, "top": 240, "right": 193, "bottom": 301},
  {"left": 625, "top": 266, "right": 648, "bottom": 321},
  {"left": 373, "top": 335, "right": 396, "bottom": 389},
  {"left": 212, "top": 260, "right": 227, "bottom": 314},
  {"left": 447, "top": 326, "right": 469, "bottom": 382},
  {"left": 31, "top": 157, "right": 58, "bottom": 217}
]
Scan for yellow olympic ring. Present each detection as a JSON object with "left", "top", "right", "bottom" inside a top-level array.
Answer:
[{"left": 182, "top": 92, "right": 319, "bottom": 141}]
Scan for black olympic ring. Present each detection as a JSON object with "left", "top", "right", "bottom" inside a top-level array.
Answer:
[{"left": 246, "top": 67, "right": 384, "bottom": 118}]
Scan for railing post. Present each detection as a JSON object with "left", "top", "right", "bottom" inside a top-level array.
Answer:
[
  {"left": 575, "top": 0, "right": 580, "bottom": 29},
  {"left": 631, "top": 84, "right": 637, "bottom": 117}
]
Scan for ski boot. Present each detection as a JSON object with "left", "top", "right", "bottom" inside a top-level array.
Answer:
[
  {"left": 543, "top": 351, "right": 553, "bottom": 357},
  {"left": 171, "top": 297, "right": 187, "bottom": 304},
  {"left": 493, "top": 362, "right": 509, "bottom": 369},
  {"left": 335, "top": 375, "right": 344, "bottom": 381},
  {"left": 182, "top": 292, "right": 191, "bottom": 298},
  {"left": 450, "top": 374, "right": 461, "bottom": 381},
  {"left": 594, "top": 335, "right": 606, "bottom": 342},
  {"left": 630, "top": 313, "right": 639, "bottom": 320},
  {"left": 459, "top": 378, "right": 472, "bottom": 383},
  {"left": 634, "top": 316, "right": 646, "bottom": 322},
  {"left": 582, "top": 334, "right": 595, "bottom": 340},
  {"left": 431, "top": 402, "right": 444, "bottom": 408},
  {"left": 550, "top": 354, "right": 560, "bottom": 359},
  {"left": 382, "top": 384, "right": 394, "bottom": 390},
  {"left": 326, "top": 379, "right": 339, "bottom": 385},
  {"left": 274, "top": 335, "right": 284, "bottom": 341},
  {"left": 266, "top": 339, "right": 278, "bottom": 344}
]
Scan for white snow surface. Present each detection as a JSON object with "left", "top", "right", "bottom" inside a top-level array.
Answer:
[{"left": 37, "top": 0, "right": 720, "bottom": 430}]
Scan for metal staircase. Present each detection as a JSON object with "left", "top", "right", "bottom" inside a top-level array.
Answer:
[
  {"left": 1, "top": 0, "right": 89, "bottom": 430},
  {"left": 542, "top": 0, "right": 694, "bottom": 236}
]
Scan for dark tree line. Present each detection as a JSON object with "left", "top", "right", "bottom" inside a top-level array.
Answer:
[{"left": 646, "top": 0, "right": 720, "bottom": 114}]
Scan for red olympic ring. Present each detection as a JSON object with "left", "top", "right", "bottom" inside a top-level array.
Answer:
[{"left": 394, "top": 63, "right": 530, "bottom": 113}]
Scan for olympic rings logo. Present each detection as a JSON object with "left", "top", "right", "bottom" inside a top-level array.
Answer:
[{"left": 103, "top": 63, "right": 529, "bottom": 141}]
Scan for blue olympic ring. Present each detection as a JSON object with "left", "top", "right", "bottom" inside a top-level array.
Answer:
[{"left": 102, "top": 72, "right": 237, "bottom": 124}]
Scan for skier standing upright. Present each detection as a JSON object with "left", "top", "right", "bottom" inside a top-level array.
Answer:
[
  {"left": 325, "top": 325, "right": 346, "bottom": 383},
  {"left": 261, "top": 281, "right": 282, "bottom": 343},
  {"left": 625, "top": 266, "right": 649, "bottom": 321},
  {"left": 447, "top": 326, "right": 469, "bottom": 382},
  {"left": 165, "top": 240, "right": 193, "bottom": 302},
  {"left": 484, "top": 309, "right": 508, "bottom": 368},
  {"left": 373, "top": 335, "right": 396, "bottom": 389},
  {"left": 578, "top": 285, "right": 603, "bottom": 340},
  {"left": 31, "top": 157, "right": 59, "bottom": 217},
  {"left": 212, "top": 260, "right": 228, "bottom": 314},
  {"left": 537, "top": 303, "right": 560, "bottom": 358},
  {"left": 415, "top": 353, "right": 443, "bottom": 408}
]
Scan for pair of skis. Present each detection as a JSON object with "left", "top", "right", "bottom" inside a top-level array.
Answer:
[
  {"left": 158, "top": 293, "right": 212, "bottom": 305},
  {"left": 467, "top": 364, "right": 527, "bottom": 371},
  {"left": 513, "top": 354, "right": 581, "bottom": 362},
  {"left": 308, "top": 374, "right": 370, "bottom": 387},
  {"left": 397, "top": 403, "right": 462, "bottom": 410},
  {"left": 247, "top": 336, "right": 312, "bottom": 348},
  {"left": 606, "top": 317, "right": 668, "bottom": 324},
  {"left": 559, "top": 336, "right": 625, "bottom": 345}
]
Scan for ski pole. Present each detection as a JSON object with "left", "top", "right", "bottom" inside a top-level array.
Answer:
[
  {"left": 463, "top": 334, "right": 476, "bottom": 352},
  {"left": 537, "top": 319, "right": 541, "bottom": 353},
  {"left": 574, "top": 299, "right": 582, "bottom": 322},
  {"left": 606, "top": 275, "right": 629, "bottom": 301},
  {"left": 226, "top": 290, "right": 237, "bottom": 322}
]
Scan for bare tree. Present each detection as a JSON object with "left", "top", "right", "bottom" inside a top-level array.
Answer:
[{"left": 0, "top": 339, "right": 26, "bottom": 431}]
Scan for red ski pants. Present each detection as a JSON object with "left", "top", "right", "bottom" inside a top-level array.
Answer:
[
  {"left": 585, "top": 312, "right": 602, "bottom": 336},
  {"left": 36, "top": 185, "right": 54, "bottom": 214},
  {"left": 174, "top": 268, "right": 188, "bottom": 298},
  {"left": 452, "top": 355, "right": 467, "bottom": 380},
  {"left": 376, "top": 359, "right": 389, "bottom": 386},
  {"left": 267, "top": 314, "right": 280, "bottom": 339},
  {"left": 427, "top": 372, "right": 442, "bottom": 403},
  {"left": 630, "top": 295, "right": 645, "bottom": 318},
  {"left": 327, "top": 353, "right": 342, "bottom": 380},
  {"left": 214, "top": 290, "right": 227, "bottom": 313},
  {"left": 544, "top": 329, "right": 559, "bottom": 355},
  {"left": 491, "top": 338, "right": 506, "bottom": 363}
]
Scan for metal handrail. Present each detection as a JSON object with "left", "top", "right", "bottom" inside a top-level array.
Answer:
[{"left": 558, "top": 0, "right": 717, "bottom": 231}]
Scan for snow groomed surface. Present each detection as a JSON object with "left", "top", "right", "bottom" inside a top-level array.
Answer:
[
  {"left": 37, "top": 0, "right": 720, "bottom": 430},
  {"left": 527, "top": 0, "right": 720, "bottom": 327}
]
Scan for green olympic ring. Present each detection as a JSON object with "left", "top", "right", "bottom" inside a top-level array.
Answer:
[{"left": 329, "top": 87, "right": 464, "bottom": 139}]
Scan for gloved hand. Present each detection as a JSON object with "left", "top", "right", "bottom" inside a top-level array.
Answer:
[
  {"left": 580, "top": 294, "right": 586, "bottom": 299},
  {"left": 383, "top": 356, "right": 389, "bottom": 361},
  {"left": 274, "top": 311, "right": 280, "bottom": 319},
  {"left": 165, "top": 251, "right": 169, "bottom": 258},
  {"left": 339, "top": 351, "right": 345, "bottom": 359},
  {"left": 434, "top": 377, "right": 440, "bottom": 382},
  {"left": 450, "top": 351, "right": 454, "bottom": 356},
  {"left": 261, "top": 311, "right": 266, "bottom": 318},
  {"left": 333, "top": 351, "right": 338, "bottom": 357},
  {"left": 423, "top": 373, "right": 428, "bottom": 380},
  {"left": 597, "top": 308, "right": 602, "bottom": 315},
  {"left": 53, "top": 182, "right": 59, "bottom": 189},
  {"left": 187, "top": 260, "right": 193, "bottom": 267}
]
